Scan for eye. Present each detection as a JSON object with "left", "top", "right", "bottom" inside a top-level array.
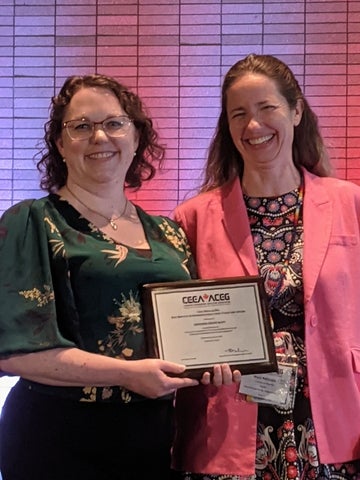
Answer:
[
  {"left": 72, "top": 120, "right": 92, "bottom": 131},
  {"left": 231, "top": 111, "right": 246, "bottom": 120},
  {"left": 262, "top": 105, "right": 277, "bottom": 111},
  {"left": 105, "top": 117, "right": 127, "bottom": 130}
]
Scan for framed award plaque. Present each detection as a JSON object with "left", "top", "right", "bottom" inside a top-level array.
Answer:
[{"left": 140, "top": 276, "right": 277, "bottom": 379}]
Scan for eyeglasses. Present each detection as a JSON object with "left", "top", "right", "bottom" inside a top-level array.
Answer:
[{"left": 62, "top": 116, "right": 133, "bottom": 141}]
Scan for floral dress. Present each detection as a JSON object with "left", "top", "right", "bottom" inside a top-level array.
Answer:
[{"left": 180, "top": 187, "right": 360, "bottom": 480}]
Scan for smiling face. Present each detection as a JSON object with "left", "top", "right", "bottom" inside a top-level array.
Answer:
[
  {"left": 226, "top": 73, "right": 303, "bottom": 173},
  {"left": 56, "top": 86, "right": 139, "bottom": 189}
]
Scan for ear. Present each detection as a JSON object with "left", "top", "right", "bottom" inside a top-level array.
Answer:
[
  {"left": 134, "top": 130, "right": 140, "bottom": 152},
  {"left": 55, "top": 135, "right": 65, "bottom": 158},
  {"left": 293, "top": 98, "right": 304, "bottom": 127}
]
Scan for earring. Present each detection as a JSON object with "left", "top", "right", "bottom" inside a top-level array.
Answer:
[
  {"left": 133, "top": 152, "right": 137, "bottom": 157},
  {"left": 63, "top": 158, "right": 66, "bottom": 163}
]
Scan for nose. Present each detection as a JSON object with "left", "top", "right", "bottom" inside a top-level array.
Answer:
[
  {"left": 91, "top": 123, "right": 108, "bottom": 142},
  {"left": 246, "top": 113, "right": 262, "bottom": 129}
]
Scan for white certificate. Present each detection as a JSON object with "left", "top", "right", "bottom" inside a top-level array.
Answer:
[{"left": 141, "top": 276, "right": 277, "bottom": 378}]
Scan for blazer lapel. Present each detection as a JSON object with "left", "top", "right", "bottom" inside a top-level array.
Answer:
[
  {"left": 302, "top": 171, "right": 332, "bottom": 303},
  {"left": 220, "top": 179, "right": 258, "bottom": 276}
]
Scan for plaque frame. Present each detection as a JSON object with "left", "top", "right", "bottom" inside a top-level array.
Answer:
[{"left": 140, "top": 276, "right": 277, "bottom": 379}]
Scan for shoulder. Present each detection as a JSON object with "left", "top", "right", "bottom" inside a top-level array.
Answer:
[
  {"left": 175, "top": 182, "right": 234, "bottom": 216},
  {"left": 136, "top": 205, "right": 189, "bottom": 240},
  {"left": 136, "top": 205, "right": 181, "bottom": 230},
  {"left": 137, "top": 208, "right": 193, "bottom": 258},
  {"left": 303, "top": 171, "right": 360, "bottom": 218},
  {"left": 305, "top": 170, "right": 360, "bottom": 198},
  {"left": 0, "top": 196, "right": 51, "bottom": 241},
  {"left": 1, "top": 196, "right": 51, "bottom": 220}
]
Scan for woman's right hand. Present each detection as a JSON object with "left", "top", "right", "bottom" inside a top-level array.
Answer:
[
  {"left": 0, "top": 348, "right": 198, "bottom": 399},
  {"left": 119, "top": 358, "right": 199, "bottom": 398}
]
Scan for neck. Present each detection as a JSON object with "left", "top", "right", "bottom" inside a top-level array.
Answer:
[
  {"left": 241, "top": 165, "right": 302, "bottom": 197},
  {"left": 59, "top": 184, "right": 129, "bottom": 232},
  {"left": 62, "top": 182, "right": 127, "bottom": 218}
]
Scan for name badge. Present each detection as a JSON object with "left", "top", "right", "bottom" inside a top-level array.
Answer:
[{"left": 239, "top": 354, "right": 298, "bottom": 409}]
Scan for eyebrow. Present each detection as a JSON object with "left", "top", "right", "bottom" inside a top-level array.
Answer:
[{"left": 229, "top": 100, "right": 276, "bottom": 114}]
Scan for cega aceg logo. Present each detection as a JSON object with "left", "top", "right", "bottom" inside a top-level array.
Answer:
[{"left": 182, "top": 292, "right": 230, "bottom": 304}]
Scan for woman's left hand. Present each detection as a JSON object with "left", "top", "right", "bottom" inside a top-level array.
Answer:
[{"left": 200, "top": 364, "right": 241, "bottom": 386}]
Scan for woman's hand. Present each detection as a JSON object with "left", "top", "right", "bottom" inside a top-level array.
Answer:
[
  {"left": 119, "top": 358, "right": 199, "bottom": 398},
  {"left": 200, "top": 364, "right": 241, "bottom": 386},
  {"left": 0, "top": 348, "right": 198, "bottom": 399}
]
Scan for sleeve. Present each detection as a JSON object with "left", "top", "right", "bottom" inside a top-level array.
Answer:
[{"left": 0, "top": 200, "right": 76, "bottom": 358}]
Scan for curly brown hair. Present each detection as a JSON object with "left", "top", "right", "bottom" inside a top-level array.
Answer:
[
  {"left": 202, "top": 54, "right": 333, "bottom": 191},
  {"left": 36, "top": 74, "right": 165, "bottom": 192}
]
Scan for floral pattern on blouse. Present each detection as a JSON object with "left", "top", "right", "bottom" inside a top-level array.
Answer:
[
  {"left": 0, "top": 195, "right": 196, "bottom": 404},
  {"left": 98, "top": 291, "right": 143, "bottom": 360},
  {"left": 19, "top": 285, "right": 55, "bottom": 307},
  {"left": 101, "top": 244, "right": 129, "bottom": 266}
]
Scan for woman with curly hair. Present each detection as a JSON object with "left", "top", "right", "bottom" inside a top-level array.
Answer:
[{"left": 0, "top": 74, "right": 198, "bottom": 480}]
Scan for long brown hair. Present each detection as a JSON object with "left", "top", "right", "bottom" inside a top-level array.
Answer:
[
  {"left": 202, "top": 54, "right": 332, "bottom": 191},
  {"left": 36, "top": 74, "right": 165, "bottom": 192}
]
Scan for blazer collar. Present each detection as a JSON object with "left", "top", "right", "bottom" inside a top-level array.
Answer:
[{"left": 218, "top": 169, "right": 333, "bottom": 295}]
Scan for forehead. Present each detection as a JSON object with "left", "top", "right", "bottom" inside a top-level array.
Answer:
[
  {"left": 65, "top": 86, "right": 124, "bottom": 119},
  {"left": 226, "top": 73, "right": 284, "bottom": 104}
]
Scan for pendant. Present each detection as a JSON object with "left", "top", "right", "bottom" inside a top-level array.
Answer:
[{"left": 110, "top": 219, "right": 118, "bottom": 230}]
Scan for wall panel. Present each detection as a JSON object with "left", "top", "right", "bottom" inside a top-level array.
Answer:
[{"left": 0, "top": 0, "right": 359, "bottom": 216}]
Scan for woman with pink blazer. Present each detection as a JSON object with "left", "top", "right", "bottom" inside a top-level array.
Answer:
[{"left": 172, "top": 54, "right": 360, "bottom": 480}]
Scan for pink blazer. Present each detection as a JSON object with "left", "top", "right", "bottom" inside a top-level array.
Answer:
[{"left": 172, "top": 169, "right": 360, "bottom": 475}]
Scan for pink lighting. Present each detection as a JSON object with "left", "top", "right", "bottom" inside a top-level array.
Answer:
[{"left": 1, "top": 1, "right": 360, "bottom": 217}]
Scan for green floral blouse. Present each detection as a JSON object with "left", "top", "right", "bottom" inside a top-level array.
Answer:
[{"left": 0, "top": 194, "right": 196, "bottom": 403}]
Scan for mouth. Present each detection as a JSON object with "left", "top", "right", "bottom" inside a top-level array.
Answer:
[
  {"left": 87, "top": 152, "right": 115, "bottom": 160},
  {"left": 247, "top": 134, "right": 274, "bottom": 145}
]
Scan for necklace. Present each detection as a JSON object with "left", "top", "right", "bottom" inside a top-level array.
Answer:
[{"left": 65, "top": 185, "right": 128, "bottom": 231}]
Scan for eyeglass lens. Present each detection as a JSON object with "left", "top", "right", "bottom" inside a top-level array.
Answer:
[{"left": 64, "top": 116, "right": 132, "bottom": 140}]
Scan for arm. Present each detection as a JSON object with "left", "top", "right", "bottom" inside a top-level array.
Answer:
[{"left": 0, "top": 347, "right": 198, "bottom": 399}]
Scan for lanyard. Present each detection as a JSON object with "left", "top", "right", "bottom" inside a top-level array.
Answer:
[{"left": 268, "top": 180, "right": 304, "bottom": 309}]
